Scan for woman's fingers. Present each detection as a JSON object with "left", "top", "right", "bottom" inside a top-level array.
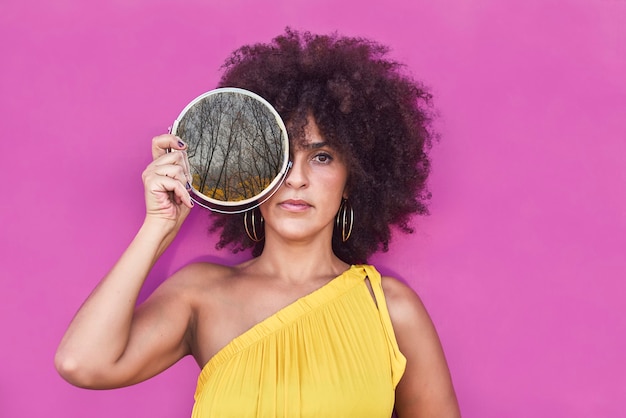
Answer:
[
  {"left": 151, "top": 134, "right": 187, "bottom": 160},
  {"left": 144, "top": 170, "right": 194, "bottom": 211},
  {"left": 143, "top": 138, "right": 194, "bottom": 215},
  {"left": 150, "top": 161, "right": 190, "bottom": 188},
  {"left": 150, "top": 146, "right": 191, "bottom": 184}
]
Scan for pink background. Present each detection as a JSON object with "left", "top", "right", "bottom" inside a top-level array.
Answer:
[{"left": 1, "top": 0, "right": 625, "bottom": 416}]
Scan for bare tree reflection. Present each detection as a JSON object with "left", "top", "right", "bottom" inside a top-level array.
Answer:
[{"left": 177, "top": 92, "right": 285, "bottom": 202}]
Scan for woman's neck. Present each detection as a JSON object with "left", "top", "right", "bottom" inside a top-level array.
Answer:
[{"left": 248, "top": 236, "right": 349, "bottom": 285}]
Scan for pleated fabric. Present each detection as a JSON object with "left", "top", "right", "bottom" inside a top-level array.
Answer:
[{"left": 191, "top": 265, "right": 406, "bottom": 418}]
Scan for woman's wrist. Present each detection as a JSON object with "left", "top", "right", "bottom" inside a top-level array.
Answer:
[{"left": 137, "top": 217, "right": 179, "bottom": 258}]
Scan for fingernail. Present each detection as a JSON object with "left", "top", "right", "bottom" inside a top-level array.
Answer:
[
  {"left": 186, "top": 181, "right": 192, "bottom": 190},
  {"left": 178, "top": 139, "right": 186, "bottom": 148}
]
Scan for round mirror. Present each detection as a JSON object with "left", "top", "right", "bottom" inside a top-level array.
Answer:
[{"left": 171, "top": 88, "right": 290, "bottom": 213}]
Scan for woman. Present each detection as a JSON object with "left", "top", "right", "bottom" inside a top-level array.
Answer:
[{"left": 56, "top": 29, "right": 461, "bottom": 417}]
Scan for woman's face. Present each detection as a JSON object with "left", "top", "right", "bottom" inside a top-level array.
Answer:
[{"left": 260, "top": 116, "right": 348, "bottom": 243}]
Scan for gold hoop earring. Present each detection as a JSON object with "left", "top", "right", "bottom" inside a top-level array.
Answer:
[
  {"left": 335, "top": 199, "right": 354, "bottom": 242},
  {"left": 244, "top": 208, "right": 264, "bottom": 242}
]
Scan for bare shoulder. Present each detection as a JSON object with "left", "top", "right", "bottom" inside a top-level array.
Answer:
[
  {"left": 379, "top": 275, "right": 442, "bottom": 372},
  {"left": 381, "top": 275, "right": 461, "bottom": 417},
  {"left": 381, "top": 275, "right": 432, "bottom": 330},
  {"left": 156, "top": 262, "right": 236, "bottom": 293},
  {"left": 142, "top": 262, "right": 238, "bottom": 314},
  {"left": 173, "top": 261, "right": 236, "bottom": 280}
]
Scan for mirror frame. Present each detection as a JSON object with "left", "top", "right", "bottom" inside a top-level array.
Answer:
[{"left": 171, "top": 87, "right": 291, "bottom": 213}]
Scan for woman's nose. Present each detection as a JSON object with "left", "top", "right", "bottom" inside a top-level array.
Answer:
[{"left": 285, "top": 158, "right": 308, "bottom": 188}]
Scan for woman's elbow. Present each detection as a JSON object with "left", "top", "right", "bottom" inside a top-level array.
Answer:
[{"left": 54, "top": 348, "right": 106, "bottom": 389}]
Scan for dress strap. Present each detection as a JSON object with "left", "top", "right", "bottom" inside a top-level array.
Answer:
[{"left": 358, "top": 265, "right": 407, "bottom": 388}]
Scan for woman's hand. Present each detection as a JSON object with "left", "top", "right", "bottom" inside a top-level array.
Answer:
[{"left": 142, "top": 134, "right": 194, "bottom": 227}]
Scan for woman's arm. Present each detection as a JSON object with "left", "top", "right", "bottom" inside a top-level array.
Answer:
[
  {"left": 383, "top": 276, "right": 461, "bottom": 418},
  {"left": 55, "top": 135, "right": 195, "bottom": 389}
]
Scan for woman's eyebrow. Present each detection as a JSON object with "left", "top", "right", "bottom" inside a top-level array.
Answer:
[{"left": 306, "top": 141, "right": 329, "bottom": 150}]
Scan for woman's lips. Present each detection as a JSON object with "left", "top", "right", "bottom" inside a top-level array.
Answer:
[{"left": 279, "top": 199, "right": 312, "bottom": 211}]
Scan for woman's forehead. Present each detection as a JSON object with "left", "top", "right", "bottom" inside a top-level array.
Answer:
[{"left": 288, "top": 114, "right": 327, "bottom": 146}]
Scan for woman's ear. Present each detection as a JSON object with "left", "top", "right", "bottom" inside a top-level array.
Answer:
[{"left": 342, "top": 181, "right": 349, "bottom": 200}]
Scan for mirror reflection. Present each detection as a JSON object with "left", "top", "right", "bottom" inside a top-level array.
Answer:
[{"left": 172, "top": 88, "right": 289, "bottom": 213}]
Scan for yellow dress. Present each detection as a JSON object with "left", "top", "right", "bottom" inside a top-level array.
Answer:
[{"left": 191, "top": 265, "right": 406, "bottom": 417}]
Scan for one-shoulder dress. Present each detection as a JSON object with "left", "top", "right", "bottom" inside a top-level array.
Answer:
[{"left": 191, "top": 264, "right": 406, "bottom": 417}]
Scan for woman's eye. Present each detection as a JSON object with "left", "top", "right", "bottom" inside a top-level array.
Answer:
[{"left": 313, "top": 153, "right": 333, "bottom": 163}]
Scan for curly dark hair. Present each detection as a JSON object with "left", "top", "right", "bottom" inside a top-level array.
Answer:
[{"left": 210, "top": 28, "right": 435, "bottom": 264}]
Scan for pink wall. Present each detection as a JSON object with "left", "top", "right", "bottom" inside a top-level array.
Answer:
[{"left": 1, "top": 0, "right": 625, "bottom": 416}]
